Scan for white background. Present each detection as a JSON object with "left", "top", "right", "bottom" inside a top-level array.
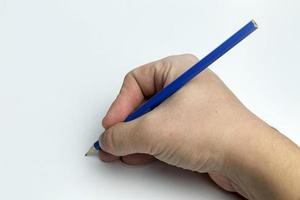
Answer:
[{"left": 0, "top": 0, "right": 299, "bottom": 199}]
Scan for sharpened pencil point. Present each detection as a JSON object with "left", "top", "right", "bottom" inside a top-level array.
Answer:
[{"left": 85, "top": 145, "right": 98, "bottom": 156}]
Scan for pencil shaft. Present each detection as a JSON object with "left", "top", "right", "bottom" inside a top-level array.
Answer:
[{"left": 125, "top": 20, "right": 257, "bottom": 122}]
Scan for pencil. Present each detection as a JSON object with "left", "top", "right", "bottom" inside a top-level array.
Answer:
[{"left": 86, "top": 20, "right": 258, "bottom": 156}]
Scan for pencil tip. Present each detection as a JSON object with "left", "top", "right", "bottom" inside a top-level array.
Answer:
[{"left": 85, "top": 145, "right": 98, "bottom": 156}]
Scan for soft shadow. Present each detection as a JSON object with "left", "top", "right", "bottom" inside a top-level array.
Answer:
[{"left": 93, "top": 158, "right": 244, "bottom": 200}]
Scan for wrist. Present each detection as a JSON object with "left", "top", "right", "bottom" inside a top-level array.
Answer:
[{"left": 224, "top": 114, "right": 300, "bottom": 199}]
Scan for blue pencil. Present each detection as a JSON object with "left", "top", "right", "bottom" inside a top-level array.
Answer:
[{"left": 86, "top": 20, "right": 258, "bottom": 156}]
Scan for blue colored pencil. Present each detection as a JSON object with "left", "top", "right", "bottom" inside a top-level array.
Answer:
[{"left": 86, "top": 20, "right": 258, "bottom": 156}]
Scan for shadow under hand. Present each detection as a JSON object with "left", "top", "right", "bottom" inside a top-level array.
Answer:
[{"left": 93, "top": 159, "right": 243, "bottom": 200}]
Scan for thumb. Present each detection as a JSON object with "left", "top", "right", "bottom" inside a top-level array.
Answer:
[{"left": 100, "top": 119, "right": 151, "bottom": 156}]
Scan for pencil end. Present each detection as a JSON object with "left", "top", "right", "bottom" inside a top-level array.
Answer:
[
  {"left": 251, "top": 19, "right": 258, "bottom": 28},
  {"left": 85, "top": 146, "right": 98, "bottom": 156}
]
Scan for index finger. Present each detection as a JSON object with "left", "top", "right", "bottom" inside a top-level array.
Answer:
[{"left": 102, "top": 58, "right": 171, "bottom": 128}]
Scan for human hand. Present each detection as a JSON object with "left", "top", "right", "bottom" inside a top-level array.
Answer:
[{"left": 99, "top": 54, "right": 300, "bottom": 199}]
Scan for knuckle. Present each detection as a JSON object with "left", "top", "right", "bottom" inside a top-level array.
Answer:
[
  {"left": 123, "top": 72, "right": 133, "bottom": 86},
  {"left": 161, "top": 54, "right": 199, "bottom": 75},
  {"left": 164, "top": 54, "right": 198, "bottom": 65},
  {"left": 124, "top": 71, "right": 133, "bottom": 81},
  {"left": 181, "top": 53, "right": 199, "bottom": 63},
  {"left": 123, "top": 71, "right": 135, "bottom": 87},
  {"left": 120, "top": 71, "right": 135, "bottom": 94},
  {"left": 157, "top": 57, "right": 172, "bottom": 71}
]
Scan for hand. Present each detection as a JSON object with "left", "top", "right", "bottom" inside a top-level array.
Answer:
[{"left": 99, "top": 54, "right": 300, "bottom": 200}]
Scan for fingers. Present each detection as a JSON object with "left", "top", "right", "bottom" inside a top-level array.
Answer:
[
  {"left": 99, "top": 59, "right": 167, "bottom": 163},
  {"left": 208, "top": 173, "right": 236, "bottom": 192},
  {"left": 100, "top": 120, "right": 153, "bottom": 156},
  {"left": 99, "top": 54, "right": 198, "bottom": 164},
  {"left": 102, "top": 54, "right": 199, "bottom": 129},
  {"left": 98, "top": 150, "right": 119, "bottom": 162},
  {"left": 100, "top": 60, "right": 165, "bottom": 162},
  {"left": 101, "top": 73, "right": 144, "bottom": 129},
  {"left": 99, "top": 150, "right": 155, "bottom": 165},
  {"left": 102, "top": 58, "right": 171, "bottom": 129},
  {"left": 120, "top": 154, "right": 155, "bottom": 165}
]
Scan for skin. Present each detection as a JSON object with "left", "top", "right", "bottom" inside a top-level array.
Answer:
[{"left": 98, "top": 54, "right": 300, "bottom": 200}]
